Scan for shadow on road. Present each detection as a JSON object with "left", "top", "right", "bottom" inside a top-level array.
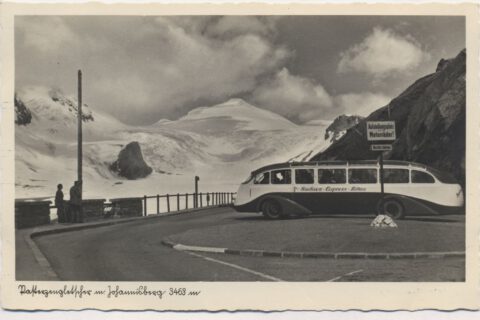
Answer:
[{"left": 234, "top": 213, "right": 464, "bottom": 224}]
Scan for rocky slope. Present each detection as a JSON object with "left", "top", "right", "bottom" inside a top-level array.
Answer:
[
  {"left": 324, "top": 114, "right": 363, "bottom": 142},
  {"left": 312, "top": 49, "right": 466, "bottom": 186},
  {"left": 14, "top": 94, "right": 32, "bottom": 125}
]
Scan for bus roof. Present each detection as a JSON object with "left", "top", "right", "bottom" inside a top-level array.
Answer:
[{"left": 251, "top": 160, "right": 455, "bottom": 182}]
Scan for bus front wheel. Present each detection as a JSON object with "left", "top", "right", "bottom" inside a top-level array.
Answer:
[
  {"left": 378, "top": 198, "right": 405, "bottom": 219},
  {"left": 261, "top": 200, "right": 283, "bottom": 220}
]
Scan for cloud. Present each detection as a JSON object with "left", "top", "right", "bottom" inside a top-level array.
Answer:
[
  {"left": 335, "top": 92, "right": 391, "bottom": 117},
  {"left": 251, "top": 68, "right": 391, "bottom": 123},
  {"left": 337, "top": 27, "right": 429, "bottom": 77},
  {"left": 251, "top": 68, "right": 335, "bottom": 123},
  {"left": 16, "top": 17, "right": 77, "bottom": 53},
  {"left": 15, "top": 16, "right": 290, "bottom": 124},
  {"left": 15, "top": 17, "right": 396, "bottom": 125}
]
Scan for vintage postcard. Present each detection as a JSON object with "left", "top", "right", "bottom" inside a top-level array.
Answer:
[{"left": 1, "top": 2, "right": 479, "bottom": 311}]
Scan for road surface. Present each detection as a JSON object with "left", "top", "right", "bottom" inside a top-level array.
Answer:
[{"left": 31, "top": 207, "right": 464, "bottom": 281}]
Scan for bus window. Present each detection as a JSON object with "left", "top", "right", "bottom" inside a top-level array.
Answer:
[
  {"left": 254, "top": 172, "right": 270, "bottom": 185},
  {"left": 411, "top": 170, "right": 435, "bottom": 183},
  {"left": 384, "top": 169, "right": 409, "bottom": 183},
  {"left": 318, "top": 169, "right": 346, "bottom": 184},
  {"left": 295, "top": 169, "right": 314, "bottom": 184},
  {"left": 271, "top": 169, "right": 291, "bottom": 184},
  {"left": 348, "top": 169, "right": 377, "bottom": 184}
]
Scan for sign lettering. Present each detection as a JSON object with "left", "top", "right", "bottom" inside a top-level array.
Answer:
[
  {"left": 370, "top": 144, "right": 393, "bottom": 151},
  {"left": 366, "top": 121, "right": 396, "bottom": 141}
]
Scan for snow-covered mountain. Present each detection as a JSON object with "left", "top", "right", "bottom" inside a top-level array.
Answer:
[{"left": 15, "top": 87, "right": 332, "bottom": 199}]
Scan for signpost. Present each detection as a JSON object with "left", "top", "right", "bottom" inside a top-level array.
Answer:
[{"left": 367, "top": 121, "right": 396, "bottom": 214}]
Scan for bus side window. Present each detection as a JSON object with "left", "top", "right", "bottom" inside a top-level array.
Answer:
[
  {"left": 348, "top": 169, "right": 377, "bottom": 184},
  {"left": 318, "top": 169, "right": 346, "bottom": 184},
  {"left": 411, "top": 170, "right": 435, "bottom": 183},
  {"left": 254, "top": 172, "right": 270, "bottom": 184},
  {"left": 384, "top": 169, "right": 409, "bottom": 183},
  {"left": 295, "top": 169, "right": 314, "bottom": 184},
  {"left": 271, "top": 169, "right": 292, "bottom": 184}
]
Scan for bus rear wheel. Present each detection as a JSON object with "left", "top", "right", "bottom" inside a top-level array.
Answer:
[
  {"left": 378, "top": 199, "right": 405, "bottom": 219},
  {"left": 261, "top": 200, "right": 283, "bottom": 220}
]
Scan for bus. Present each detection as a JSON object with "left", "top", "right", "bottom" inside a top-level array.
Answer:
[{"left": 233, "top": 160, "right": 464, "bottom": 219}]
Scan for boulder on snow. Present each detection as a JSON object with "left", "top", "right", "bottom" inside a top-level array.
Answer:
[{"left": 110, "top": 142, "right": 152, "bottom": 180}]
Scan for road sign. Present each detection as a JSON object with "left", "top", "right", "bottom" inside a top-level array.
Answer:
[
  {"left": 366, "top": 121, "right": 396, "bottom": 141},
  {"left": 370, "top": 144, "right": 393, "bottom": 151}
]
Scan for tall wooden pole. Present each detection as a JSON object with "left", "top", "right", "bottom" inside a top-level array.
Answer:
[{"left": 77, "top": 70, "right": 83, "bottom": 194}]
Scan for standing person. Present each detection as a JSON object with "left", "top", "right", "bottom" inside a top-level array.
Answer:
[
  {"left": 70, "top": 181, "right": 83, "bottom": 223},
  {"left": 55, "top": 184, "right": 65, "bottom": 223}
]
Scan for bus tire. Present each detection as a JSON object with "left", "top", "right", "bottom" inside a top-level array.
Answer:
[
  {"left": 261, "top": 200, "right": 283, "bottom": 220},
  {"left": 378, "top": 198, "right": 405, "bottom": 219}
]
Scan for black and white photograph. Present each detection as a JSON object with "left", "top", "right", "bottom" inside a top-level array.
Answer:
[{"left": 2, "top": 1, "right": 479, "bottom": 313}]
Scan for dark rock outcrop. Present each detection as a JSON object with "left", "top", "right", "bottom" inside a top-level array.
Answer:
[
  {"left": 49, "top": 88, "right": 94, "bottom": 122},
  {"left": 324, "top": 114, "right": 363, "bottom": 142},
  {"left": 110, "top": 142, "right": 153, "bottom": 180},
  {"left": 14, "top": 94, "right": 32, "bottom": 125},
  {"left": 312, "top": 49, "right": 466, "bottom": 186}
]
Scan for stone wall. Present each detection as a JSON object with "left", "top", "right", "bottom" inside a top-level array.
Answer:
[
  {"left": 110, "top": 197, "right": 143, "bottom": 217},
  {"left": 15, "top": 200, "right": 51, "bottom": 229},
  {"left": 82, "top": 199, "right": 106, "bottom": 221}
]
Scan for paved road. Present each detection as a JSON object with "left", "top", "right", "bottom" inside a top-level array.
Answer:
[{"left": 32, "top": 208, "right": 464, "bottom": 281}]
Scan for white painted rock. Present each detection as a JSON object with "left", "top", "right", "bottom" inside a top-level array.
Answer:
[{"left": 370, "top": 214, "right": 398, "bottom": 228}]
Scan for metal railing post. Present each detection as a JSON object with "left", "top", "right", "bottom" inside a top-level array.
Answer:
[
  {"left": 167, "top": 194, "right": 170, "bottom": 213},
  {"left": 177, "top": 193, "right": 180, "bottom": 211},
  {"left": 185, "top": 193, "right": 188, "bottom": 209},
  {"left": 143, "top": 195, "right": 147, "bottom": 216},
  {"left": 156, "top": 194, "right": 160, "bottom": 214},
  {"left": 200, "top": 192, "right": 203, "bottom": 207}
]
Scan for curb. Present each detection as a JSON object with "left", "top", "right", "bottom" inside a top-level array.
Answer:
[
  {"left": 24, "top": 206, "right": 227, "bottom": 280},
  {"left": 29, "top": 206, "right": 221, "bottom": 239},
  {"left": 161, "top": 239, "right": 465, "bottom": 260}
]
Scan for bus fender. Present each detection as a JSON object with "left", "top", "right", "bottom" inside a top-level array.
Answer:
[
  {"left": 383, "top": 194, "right": 439, "bottom": 215},
  {"left": 258, "top": 195, "right": 312, "bottom": 216}
]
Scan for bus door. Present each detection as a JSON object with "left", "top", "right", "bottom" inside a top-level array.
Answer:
[{"left": 251, "top": 171, "right": 271, "bottom": 200}]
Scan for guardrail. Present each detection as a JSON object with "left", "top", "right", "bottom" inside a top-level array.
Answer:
[
  {"left": 15, "top": 191, "right": 237, "bottom": 227},
  {"left": 142, "top": 192, "right": 236, "bottom": 216}
]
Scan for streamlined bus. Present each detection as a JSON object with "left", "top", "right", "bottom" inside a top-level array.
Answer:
[{"left": 233, "top": 160, "right": 464, "bottom": 219}]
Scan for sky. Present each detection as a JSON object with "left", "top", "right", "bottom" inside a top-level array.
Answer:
[{"left": 15, "top": 15, "right": 465, "bottom": 125}]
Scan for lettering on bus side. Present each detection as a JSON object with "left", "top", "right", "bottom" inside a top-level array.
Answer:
[{"left": 293, "top": 186, "right": 367, "bottom": 192}]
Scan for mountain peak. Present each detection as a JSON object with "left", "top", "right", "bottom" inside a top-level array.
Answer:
[{"left": 180, "top": 98, "right": 296, "bottom": 131}]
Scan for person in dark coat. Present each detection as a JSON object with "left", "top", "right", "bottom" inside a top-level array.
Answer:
[
  {"left": 69, "top": 181, "right": 83, "bottom": 223},
  {"left": 55, "top": 184, "right": 65, "bottom": 223}
]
